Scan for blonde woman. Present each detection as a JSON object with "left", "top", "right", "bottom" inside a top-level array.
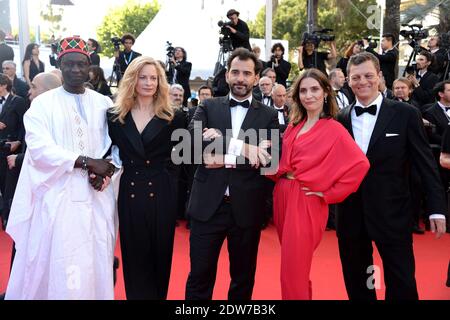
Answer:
[{"left": 108, "top": 56, "right": 184, "bottom": 300}]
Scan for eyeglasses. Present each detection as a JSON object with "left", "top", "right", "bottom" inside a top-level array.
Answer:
[{"left": 349, "top": 74, "right": 377, "bottom": 82}]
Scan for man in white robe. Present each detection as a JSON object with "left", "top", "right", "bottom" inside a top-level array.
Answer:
[{"left": 5, "top": 37, "right": 117, "bottom": 300}]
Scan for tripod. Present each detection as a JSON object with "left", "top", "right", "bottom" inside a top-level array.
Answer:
[
  {"left": 214, "top": 37, "right": 233, "bottom": 76},
  {"left": 108, "top": 56, "right": 122, "bottom": 88},
  {"left": 402, "top": 42, "right": 422, "bottom": 77}
]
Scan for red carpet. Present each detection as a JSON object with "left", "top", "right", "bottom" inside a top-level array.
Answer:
[{"left": 1, "top": 222, "right": 449, "bottom": 300}]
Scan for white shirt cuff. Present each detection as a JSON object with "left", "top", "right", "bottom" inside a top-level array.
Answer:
[
  {"left": 224, "top": 154, "right": 237, "bottom": 168},
  {"left": 227, "top": 138, "right": 244, "bottom": 157},
  {"left": 429, "top": 214, "right": 446, "bottom": 220}
]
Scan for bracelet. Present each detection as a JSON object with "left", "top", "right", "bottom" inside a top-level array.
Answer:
[{"left": 81, "top": 156, "right": 88, "bottom": 171}]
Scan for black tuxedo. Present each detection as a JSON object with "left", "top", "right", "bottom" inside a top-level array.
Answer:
[
  {"left": 429, "top": 48, "right": 447, "bottom": 80},
  {"left": 0, "top": 43, "right": 14, "bottom": 67},
  {"left": 366, "top": 47, "right": 398, "bottom": 89},
  {"left": 273, "top": 104, "right": 289, "bottom": 134},
  {"left": 185, "top": 96, "right": 279, "bottom": 300},
  {"left": 337, "top": 98, "right": 446, "bottom": 300},
  {"left": 412, "top": 71, "right": 440, "bottom": 107},
  {"left": 118, "top": 50, "right": 141, "bottom": 76}
]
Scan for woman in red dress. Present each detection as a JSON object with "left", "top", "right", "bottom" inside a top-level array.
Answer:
[{"left": 272, "top": 69, "right": 370, "bottom": 299}]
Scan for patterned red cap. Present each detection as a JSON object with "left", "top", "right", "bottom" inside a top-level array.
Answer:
[{"left": 57, "top": 36, "right": 90, "bottom": 60}]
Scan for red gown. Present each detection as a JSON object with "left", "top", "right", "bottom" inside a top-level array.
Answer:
[{"left": 272, "top": 118, "right": 369, "bottom": 300}]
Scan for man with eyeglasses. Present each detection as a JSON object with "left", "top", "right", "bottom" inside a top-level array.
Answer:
[
  {"left": 2, "top": 61, "right": 29, "bottom": 99},
  {"left": 336, "top": 52, "right": 447, "bottom": 300}
]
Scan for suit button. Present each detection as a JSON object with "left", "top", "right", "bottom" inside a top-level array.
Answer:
[
  {"left": 148, "top": 182, "right": 153, "bottom": 186},
  {"left": 130, "top": 160, "right": 134, "bottom": 164},
  {"left": 131, "top": 194, "right": 135, "bottom": 198},
  {"left": 131, "top": 182, "right": 135, "bottom": 186},
  {"left": 149, "top": 193, "right": 154, "bottom": 198},
  {"left": 146, "top": 160, "right": 150, "bottom": 165},
  {"left": 136, "top": 171, "right": 139, "bottom": 175}
]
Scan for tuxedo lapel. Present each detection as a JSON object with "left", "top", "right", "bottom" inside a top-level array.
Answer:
[
  {"left": 121, "top": 112, "right": 146, "bottom": 157},
  {"left": 367, "top": 99, "right": 396, "bottom": 155},
  {"left": 218, "top": 97, "right": 232, "bottom": 135},
  {"left": 342, "top": 103, "right": 354, "bottom": 138}
]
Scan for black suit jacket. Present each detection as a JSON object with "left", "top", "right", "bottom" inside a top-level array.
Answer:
[
  {"left": 230, "top": 19, "right": 252, "bottom": 51},
  {"left": 267, "top": 58, "right": 291, "bottom": 87},
  {"left": 12, "top": 76, "right": 30, "bottom": 99},
  {"left": 412, "top": 71, "right": 440, "bottom": 107},
  {"left": 187, "top": 96, "right": 280, "bottom": 228},
  {"left": 0, "top": 43, "right": 14, "bottom": 67},
  {"left": 337, "top": 99, "right": 446, "bottom": 242},
  {"left": 167, "top": 60, "right": 192, "bottom": 103},
  {"left": 423, "top": 102, "right": 449, "bottom": 145},
  {"left": 0, "top": 94, "right": 27, "bottom": 143},
  {"left": 366, "top": 47, "right": 398, "bottom": 89}
]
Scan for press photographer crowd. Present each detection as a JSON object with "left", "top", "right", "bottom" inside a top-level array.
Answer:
[{"left": 0, "top": 6, "right": 449, "bottom": 301}]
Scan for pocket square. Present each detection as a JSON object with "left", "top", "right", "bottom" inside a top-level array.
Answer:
[{"left": 386, "top": 133, "right": 399, "bottom": 137}]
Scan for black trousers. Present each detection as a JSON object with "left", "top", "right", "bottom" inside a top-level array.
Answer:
[
  {"left": 338, "top": 235, "right": 418, "bottom": 300},
  {"left": 185, "top": 201, "right": 261, "bottom": 300}
]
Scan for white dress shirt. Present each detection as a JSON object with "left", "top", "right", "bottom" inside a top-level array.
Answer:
[
  {"left": 0, "top": 93, "right": 10, "bottom": 114},
  {"left": 351, "top": 93, "right": 383, "bottom": 155},
  {"left": 437, "top": 101, "right": 450, "bottom": 120},
  {"left": 273, "top": 105, "right": 285, "bottom": 125}
]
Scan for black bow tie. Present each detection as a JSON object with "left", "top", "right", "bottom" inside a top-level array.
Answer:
[
  {"left": 275, "top": 108, "right": 284, "bottom": 113},
  {"left": 0, "top": 96, "right": 5, "bottom": 104},
  {"left": 230, "top": 99, "right": 250, "bottom": 108},
  {"left": 355, "top": 105, "right": 377, "bottom": 117},
  {"left": 263, "top": 95, "right": 271, "bottom": 100}
]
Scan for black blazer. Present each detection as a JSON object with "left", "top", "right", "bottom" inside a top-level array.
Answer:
[
  {"left": 267, "top": 58, "right": 291, "bottom": 87},
  {"left": 366, "top": 47, "right": 398, "bottom": 89},
  {"left": 230, "top": 19, "right": 252, "bottom": 51},
  {"left": 337, "top": 99, "right": 446, "bottom": 242},
  {"left": 186, "top": 96, "right": 280, "bottom": 228},
  {"left": 423, "top": 102, "right": 449, "bottom": 145},
  {"left": 167, "top": 60, "right": 192, "bottom": 103},
  {"left": 0, "top": 94, "right": 28, "bottom": 143},
  {"left": 412, "top": 71, "right": 440, "bottom": 107},
  {"left": 0, "top": 43, "right": 14, "bottom": 67},
  {"left": 12, "top": 76, "right": 30, "bottom": 99}
]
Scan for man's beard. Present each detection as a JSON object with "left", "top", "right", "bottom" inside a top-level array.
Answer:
[{"left": 230, "top": 83, "right": 252, "bottom": 99}]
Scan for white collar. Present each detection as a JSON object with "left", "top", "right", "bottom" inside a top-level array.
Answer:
[
  {"left": 0, "top": 93, "right": 10, "bottom": 101},
  {"left": 229, "top": 93, "right": 253, "bottom": 104},
  {"left": 354, "top": 93, "right": 383, "bottom": 109}
]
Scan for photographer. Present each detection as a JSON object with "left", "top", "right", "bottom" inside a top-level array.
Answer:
[
  {"left": 428, "top": 35, "right": 447, "bottom": 81},
  {"left": 365, "top": 33, "right": 398, "bottom": 89},
  {"left": 410, "top": 50, "right": 440, "bottom": 107},
  {"left": 167, "top": 47, "right": 192, "bottom": 106},
  {"left": 297, "top": 38, "right": 336, "bottom": 76},
  {"left": 113, "top": 34, "right": 141, "bottom": 78},
  {"left": 49, "top": 43, "right": 59, "bottom": 68},
  {"left": 224, "top": 9, "right": 251, "bottom": 51},
  {"left": 87, "top": 38, "right": 101, "bottom": 66},
  {"left": 268, "top": 43, "right": 291, "bottom": 87}
]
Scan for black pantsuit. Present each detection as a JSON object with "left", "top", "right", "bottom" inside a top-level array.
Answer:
[{"left": 108, "top": 111, "right": 184, "bottom": 300}]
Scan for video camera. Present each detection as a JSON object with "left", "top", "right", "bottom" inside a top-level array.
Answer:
[
  {"left": 440, "top": 31, "right": 450, "bottom": 50},
  {"left": 218, "top": 20, "right": 232, "bottom": 37},
  {"left": 400, "top": 24, "right": 429, "bottom": 41},
  {"left": 111, "top": 36, "right": 121, "bottom": 51},
  {"left": 166, "top": 41, "right": 175, "bottom": 58},
  {"left": 302, "top": 28, "right": 335, "bottom": 47},
  {"left": 217, "top": 20, "right": 233, "bottom": 52}
]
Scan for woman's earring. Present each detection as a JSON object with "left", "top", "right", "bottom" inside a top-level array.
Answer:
[{"left": 324, "top": 96, "right": 328, "bottom": 104}]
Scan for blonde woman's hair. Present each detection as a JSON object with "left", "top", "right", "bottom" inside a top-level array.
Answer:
[{"left": 112, "top": 56, "right": 173, "bottom": 123}]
